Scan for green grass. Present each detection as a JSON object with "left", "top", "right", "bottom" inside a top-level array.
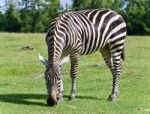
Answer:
[{"left": 0, "top": 33, "right": 150, "bottom": 114}]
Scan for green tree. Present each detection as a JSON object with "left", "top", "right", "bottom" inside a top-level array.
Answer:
[
  {"left": 72, "top": 0, "right": 91, "bottom": 10},
  {"left": 0, "top": 12, "right": 5, "bottom": 31},
  {"left": 90, "top": 0, "right": 113, "bottom": 9},
  {"left": 39, "top": 0, "right": 60, "bottom": 32},
  {"left": 111, "top": 0, "right": 124, "bottom": 12},
  {"left": 20, "top": 0, "right": 60, "bottom": 32},
  {"left": 72, "top": 0, "right": 114, "bottom": 10},
  {"left": 4, "top": 4, "right": 21, "bottom": 32},
  {"left": 124, "top": 0, "right": 150, "bottom": 35}
]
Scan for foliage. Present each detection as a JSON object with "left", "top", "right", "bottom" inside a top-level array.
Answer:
[
  {"left": 124, "top": 0, "right": 150, "bottom": 35},
  {"left": 0, "top": 12, "right": 5, "bottom": 31},
  {"left": 72, "top": 0, "right": 113, "bottom": 10},
  {"left": 0, "top": 33, "right": 150, "bottom": 113},
  {"left": 0, "top": 0, "right": 60, "bottom": 33},
  {"left": 2, "top": 4, "right": 21, "bottom": 32},
  {"left": 19, "top": 0, "right": 60, "bottom": 32}
]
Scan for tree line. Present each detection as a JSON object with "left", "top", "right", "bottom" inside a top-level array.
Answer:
[
  {"left": 0, "top": 0, "right": 150, "bottom": 35},
  {"left": 0, "top": 0, "right": 60, "bottom": 32}
]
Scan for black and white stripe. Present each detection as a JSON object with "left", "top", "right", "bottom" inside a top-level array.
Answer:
[{"left": 44, "top": 9, "right": 127, "bottom": 104}]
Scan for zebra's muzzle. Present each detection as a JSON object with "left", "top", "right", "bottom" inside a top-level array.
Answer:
[
  {"left": 47, "top": 96, "right": 57, "bottom": 106},
  {"left": 47, "top": 87, "right": 58, "bottom": 106}
]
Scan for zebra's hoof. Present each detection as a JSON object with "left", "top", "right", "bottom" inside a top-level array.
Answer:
[
  {"left": 68, "top": 95, "right": 75, "bottom": 101},
  {"left": 57, "top": 97, "right": 63, "bottom": 103},
  {"left": 107, "top": 94, "right": 118, "bottom": 102}
]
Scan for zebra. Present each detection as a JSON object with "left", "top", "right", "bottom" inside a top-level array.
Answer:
[{"left": 39, "top": 9, "right": 127, "bottom": 106}]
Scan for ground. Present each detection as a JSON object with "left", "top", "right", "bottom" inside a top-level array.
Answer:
[{"left": 0, "top": 33, "right": 150, "bottom": 114}]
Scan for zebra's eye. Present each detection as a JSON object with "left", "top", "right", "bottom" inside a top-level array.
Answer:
[
  {"left": 49, "top": 78, "right": 54, "bottom": 85},
  {"left": 44, "top": 72, "right": 49, "bottom": 79}
]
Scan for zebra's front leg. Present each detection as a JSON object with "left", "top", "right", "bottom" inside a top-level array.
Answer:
[
  {"left": 57, "top": 79, "right": 64, "bottom": 102},
  {"left": 69, "top": 53, "right": 79, "bottom": 100},
  {"left": 108, "top": 55, "right": 122, "bottom": 102}
]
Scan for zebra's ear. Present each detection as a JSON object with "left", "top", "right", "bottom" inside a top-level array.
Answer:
[
  {"left": 38, "top": 53, "right": 49, "bottom": 67},
  {"left": 59, "top": 56, "right": 70, "bottom": 66}
]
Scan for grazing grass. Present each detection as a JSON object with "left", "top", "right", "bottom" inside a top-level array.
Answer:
[{"left": 0, "top": 33, "right": 150, "bottom": 114}]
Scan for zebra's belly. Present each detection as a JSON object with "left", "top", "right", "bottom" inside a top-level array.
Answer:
[
  {"left": 80, "top": 47, "right": 101, "bottom": 55},
  {"left": 80, "top": 46, "right": 101, "bottom": 55},
  {"left": 79, "top": 39, "right": 104, "bottom": 55}
]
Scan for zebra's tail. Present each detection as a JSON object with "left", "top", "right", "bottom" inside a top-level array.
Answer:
[{"left": 121, "top": 47, "right": 125, "bottom": 61}]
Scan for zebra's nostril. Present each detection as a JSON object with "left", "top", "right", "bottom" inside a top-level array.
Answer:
[{"left": 47, "top": 98, "right": 57, "bottom": 106}]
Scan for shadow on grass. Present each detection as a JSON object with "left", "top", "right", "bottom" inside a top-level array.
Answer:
[
  {"left": 0, "top": 94, "right": 103, "bottom": 106},
  {"left": 64, "top": 95, "right": 103, "bottom": 100},
  {"left": 0, "top": 94, "right": 47, "bottom": 106}
]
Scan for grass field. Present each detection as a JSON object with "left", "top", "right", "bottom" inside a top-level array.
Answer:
[{"left": 0, "top": 33, "right": 150, "bottom": 114}]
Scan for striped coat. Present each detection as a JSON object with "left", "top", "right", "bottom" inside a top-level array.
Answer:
[{"left": 39, "top": 9, "right": 127, "bottom": 106}]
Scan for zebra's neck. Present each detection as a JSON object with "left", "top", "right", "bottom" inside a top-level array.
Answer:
[{"left": 47, "top": 17, "right": 66, "bottom": 65}]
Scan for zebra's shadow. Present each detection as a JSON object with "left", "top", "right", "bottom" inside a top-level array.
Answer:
[
  {"left": 0, "top": 94, "right": 47, "bottom": 106},
  {"left": 64, "top": 95, "right": 102, "bottom": 100},
  {"left": 0, "top": 94, "right": 103, "bottom": 106}
]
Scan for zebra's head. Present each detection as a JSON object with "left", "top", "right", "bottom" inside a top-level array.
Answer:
[
  {"left": 38, "top": 53, "right": 69, "bottom": 106},
  {"left": 45, "top": 64, "right": 61, "bottom": 106}
]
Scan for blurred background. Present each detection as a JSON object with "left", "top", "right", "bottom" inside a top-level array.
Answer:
[{"left": 0, "top": 0, "right": 150, "bottom": 35}]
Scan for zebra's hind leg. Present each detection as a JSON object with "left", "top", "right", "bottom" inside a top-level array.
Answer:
[
  {"left": 107, "top": 41, "right": 124, "bottom": 102},
  {"left": 68, "top": 53, "right": 80, "bottom": 100},
  {"left": 100, "top": 44, "right": 115, "bottom": 100},
  {"left": 100, "top": 44, "right": 113, "bottom": 71},
  {"left": 101, "top": 44, "right": 123, "bottom": 101},
  {"left": 107, "top": 53, "right": 122, "bottom": 101}
]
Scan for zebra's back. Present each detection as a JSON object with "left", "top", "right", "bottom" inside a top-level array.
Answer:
[{"left": 58, "top": 9, "right": 127, "bottom": 55}]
